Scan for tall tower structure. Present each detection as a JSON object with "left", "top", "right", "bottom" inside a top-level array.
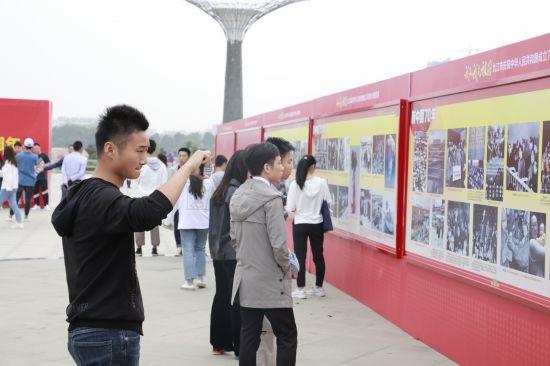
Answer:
[{"left": 185, "top": 0, "right": 304, "bottom": 122}]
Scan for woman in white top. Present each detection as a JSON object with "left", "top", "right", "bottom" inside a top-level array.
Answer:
[
  {"left": 175, "top": 174, "right": 215, "bottom": 290},
  {"left": 286, "top": 155, "right": 331, "bottom": 299},
  {"left": 0, "top": 146, "right": 23, "bottom": 228}
]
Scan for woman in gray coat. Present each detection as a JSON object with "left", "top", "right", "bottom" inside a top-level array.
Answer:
[{"left": 209, "top": 150, "right": 248, "bottom": 357}]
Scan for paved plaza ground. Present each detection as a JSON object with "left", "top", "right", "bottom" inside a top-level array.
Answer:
[{"left": 0, "top": 173, "right": 455, "bottom": 365}]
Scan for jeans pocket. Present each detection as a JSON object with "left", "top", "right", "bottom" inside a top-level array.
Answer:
[
  {"left": 71, "top": 340, "right": 112, "bottom": 366},
  {"left": 125, "top": 333, "right": 141, "bottom": 366}
]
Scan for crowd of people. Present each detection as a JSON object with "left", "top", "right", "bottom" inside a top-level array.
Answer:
[
  {"left": 541, "top": 140, "right": 550, "bottom": 194},
  {"left": 446, "top": 133, "right": 466, "bottom": 188},
  {"left": 43, "top": 105, "right": 336, "bottom": 366},
  {"left": 412, "top": 132, "right": 427, "bottom": 192},
  {"left": 446, "top": 202, "right": 470, "bottom": 256},
  {"left": 472, "top": 207, "right": 498, "bottom": 263},
  {"left": 506, "top": 136, "right": 538, "bottom": 192}
]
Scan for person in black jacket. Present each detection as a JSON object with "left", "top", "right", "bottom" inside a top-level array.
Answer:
[
  {"left": 208, "top": 150, "right": 249, "bottom": 358},
  {"left": 51, "top": 105, "right": 209, "bottom": 366}
]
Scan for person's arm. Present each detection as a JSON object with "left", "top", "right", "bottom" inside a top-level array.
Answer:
[
  {"left": 265, "top": 197, "right": 291, "bottom": 276},
  {"left": 285, "top": 181, "right": 297, "bottom": 213},
  {"left": 158, "top": 150, "right": 210, "bottom": 205},
  {"left": 44, "top": 158, "right": 63, "bottom": 171}
]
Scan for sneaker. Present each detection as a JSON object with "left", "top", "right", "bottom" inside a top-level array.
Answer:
[
  {"left": 152, "top": 247, "right": 158, "bottom": 256},
  {"left": 180, "top": 282, "right": 197, "bottom": 291},
  {"left": 24, "top": 216, "right": 30, "bottom": 222},
  {"left": 292, "top": 289, "right": 307, "bottom": 299},
  {"left": 5, "top": 217, "right": 14, "bottom": 222},
  {"left": 135, "top": 247, "right": 142, "bottom": 256},
  {"left": 175, "top": 247, "right": 182, "bottom": 257},
  {"left": 306, "top": 286, "right": 326, "bottom": 297},
  {"left": 212, "top": 348, "right": 225, "bottom": 356},
  {"left": 44, "top": 205, "right": 52, "bottom": 211},
  {"left": 11, "top": 222, "right": 24, "bottom": 230},
  {"left": 196, "top": 279, "right": 206, "bottom": 289}
]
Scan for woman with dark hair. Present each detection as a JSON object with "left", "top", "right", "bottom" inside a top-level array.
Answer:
[
  {"left": 208, "top": 150, "right": 248, "bottom": 357},
  {"left": 1, "top": 146, "right": 23, "bottom": 228},
  {"left": 286, "top": 154, "right": 331, "bottom": 299},
  {"left": 175, "top": 158, "right": 215, "bottom": 290}
]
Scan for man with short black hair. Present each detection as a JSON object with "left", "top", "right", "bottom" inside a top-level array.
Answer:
[
  {"left": 52, "top": 104, "right": 209, "bottom": 365},
  {"left": 32, "top": 143, "right": 51, "bottom": 210},
  {"left": 60, "top": 140, "right": 88, "bottom": 200},
  {"left": 13, "top": 141, "right": 22, "bottom": 154},
  {"left": 211, "top": 154, "right": 228, "bottom": 188},
  {"left": 266, "top": 137, "right": 295, "bottom": 206},
  {"left": 230, "top": 142, "right": 298, "bottom": 366}
]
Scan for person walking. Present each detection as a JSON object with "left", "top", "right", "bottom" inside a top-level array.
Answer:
[
  {"left": 134, "top": 139, "right": 168, "bottom": 256},
  {"left": 286, "top": 155, "right": 331, "bottom": 299},
  {"left": 61, "top": 141, "right": 88, "bottom": 200},
  {"left": 176, "top": 162, "right": 215, "bottom": 290},
  {"left": 51, "top": 104, "right": 209, "bottom": 366},
  {"left": 9, "top": 138, "right": 39, "bottom": 221},
  {"left": 209, "top": 150, "right": 248, "bottom": 357},
  {"left": 230, "top": 142, "right": 297, "bottom": 366},
  {"left": 32, "top": 142, "right": 51, "bottom": 210},
  {"left": 1, "top": 146, "right": 24, "bottom": 229}
]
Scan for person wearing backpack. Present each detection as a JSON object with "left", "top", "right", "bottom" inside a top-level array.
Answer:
[{"left": 286, "top": 155, "right": 331, "bottom": 299}]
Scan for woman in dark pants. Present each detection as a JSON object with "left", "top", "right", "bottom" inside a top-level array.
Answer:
[
  {"left": 286, "top": 155, "right": 332, "bottom": 299},
  {"left": 208, "top": 150, "right": 249, "bottom": 357}
]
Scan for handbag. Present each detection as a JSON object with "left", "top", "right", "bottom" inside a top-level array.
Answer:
[{"left": 320, "top": 200, "right": 333, "bottom": 232}]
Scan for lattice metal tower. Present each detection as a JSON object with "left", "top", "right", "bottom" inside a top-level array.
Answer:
[{"left": 186, "top": 0, "right": 304, "bottom": 122}]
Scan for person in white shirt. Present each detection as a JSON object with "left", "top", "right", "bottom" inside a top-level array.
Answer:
[
  {"left": 61, "top": 141, "right": 88, "bottom": 199},
  {"left": 174, "top": 168, "right": 215, "bottom": 290},
  {"left": 286, "top": 154, "right": 332, "bottom": 299},
  {"left": 134, "top": 139, "right": 168, "bottom": 256},
  {"left": 0, "top": 146, "right": 24, "bottom": 228}
]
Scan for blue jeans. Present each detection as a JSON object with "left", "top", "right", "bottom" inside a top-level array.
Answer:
[
  {"left": 180, "top": 228, "right": 208, "bottom": 280},
  {"left": 68, "top": 327, "right": 140, "bottom": 366},
  {"left": 0, "top": 189, "right": 22, "bottom": 222}
]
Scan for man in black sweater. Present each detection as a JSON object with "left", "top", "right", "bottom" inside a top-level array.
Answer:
[{"left": 51, "top": 105, "right": 209, "bottom": 366}]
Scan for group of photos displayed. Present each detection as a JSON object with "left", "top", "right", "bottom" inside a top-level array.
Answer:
[
  {"left": 314, "top": 115, "right": 398, "bottom": 248},
  {"left": 407, "top": 92, "right": 550, "bottom": 297}
]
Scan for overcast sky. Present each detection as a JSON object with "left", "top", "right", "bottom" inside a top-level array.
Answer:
[{"left": 1, "top": 0, "right": 548, "bottom": 132}]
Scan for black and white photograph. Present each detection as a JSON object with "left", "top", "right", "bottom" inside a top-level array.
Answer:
[
  {"left": 446, "top": 201, "right": 470, "bottom": 256},
  {"left": 329, "top": 184, "right": 339, "bottom": 218},
  {"left": 411, "top": 195, "right": 430, "bottom": 245},
  {"left": 349, "top": 146, "right": 360, "bottom": 214},
  {"left": 337, "top": 138, "right": 348, "bottom": 171},
  {"left": 383, "top": 192, "right": 396, "bottom": 236},
  {"left": 541, "top": 121, "right": 550, "bottom": 194},
  {"left": 486, "top": 125, "right": 505, "bottom": 201},
  {"left": 427, "top": 130, "right": 445, "bottom": 194},
  {"left": 372, "top": 135, "right": 385, "bottom": 175},
  {"left": 291, "top": 140, "right": 308, "bottom": 169},
  {"left": 360, "top": 136, "right": 373, "bottom": 173},
  {"left": 314, "top": 138, "right": 328, "bottom": 170},
  {"left": 371, "top": 192, "right": 383, "bottom": 232},
  {"left": 385, "top": 134, "right": 397, "bottom": 189},
  {"left": 412, "top": 131, "right": 427, "bottom": 192},
  {"left": 501, "top": 208, "right": 546, "bottom": 278},
  {"left": 468, "top": 126, "right": 485, "bottom": 190},
  {"left": 506, "top": 122, "right": 539, "bottom": 193},
  {"left": 360, "top": 189, "right": 371, "bottom": 227},
  {"left": 327, "top": 138, "right": 339, "bottom": 171},
  {"left": 337, "top": 185, "right": 349, "bottom": 220},
  {"left": 446, "top": 128, "right": 466, "bottom": 188},
  {"left": 430, "top": 199, "right": 445, "bottom": 248},
  {"left": 472, "top": 204, "right": 498, "bottom": 264}
]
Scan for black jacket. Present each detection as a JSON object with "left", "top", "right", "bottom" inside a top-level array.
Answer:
[
  {"left": 51, "top": 178, "right": 172, "bottom": 334},
  {"left": 208, "top": 178, "right": 241, "bottom": 260}
]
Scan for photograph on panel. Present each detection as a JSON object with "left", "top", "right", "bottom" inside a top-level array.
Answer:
[
  {"left": 349, "top": 146, "right": 360, "bottom": 215},
  {"left": 430, "top": 199, "right": 445, "bottom": 248},
  {"left": 427, "top": 130, "right": 446, "bottom": 194},
  {"left": 360, "top": 136, "right": 373, "bottom": 174},
  {"left": 542, "top": 121, "right": 550, "bottom": 194},
  {"left": 446, "top": 128, "right": 467, "bottom": 188},
  {"left": 315, "top": 138, "right": 327, "bottom": 170},
  {"left": 412, "top": 131, "right": 427, "bottom": 192},
  {"left": 383, "top": 192, "right": 396, "bottom": 236},
  {"left": 371, "top": 191, "right": 384, "bottom": 232},
  {"left": 501, "top": 209, "right": 546, "bottom": 278},
  {"left": 372, "top": 135, "right": 385, "bottom": 175},
  {"left": 446, "top": 201, "right": 470, "bottom": 256},
  {"left": 411, "top": 195, "right": 430, "bottom": 245},
  {"left": 506, "top": 122, "right": 539, "bottom": 193},
  {"left": 384, "top": 134, "right": 397, "bottom": 189},
  {"left": 337, "top": 185, "right": 349, "bottom": 220},
  {"left": 328, "top": 184, "right": 339, "bottom": 218},
  {"left": 467, "top": 126, "right": 485, "bottom": 190},
  {"left": 327, "top": 138, "right": 338, "bottom": 171},
  {"left": 472, "top": 204, "right": 498, "bottom": 264},
  {"left": 337, "top": 137, "right": 349, "bottom": 171},
  {"left": 360, "top": 189, "right": 372, "bottom": 228},
  {"left": 485, "top": 125, "right": 505, "bottom": 201}
]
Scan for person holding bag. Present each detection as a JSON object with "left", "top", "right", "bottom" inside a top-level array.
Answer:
[{"left": 286, "top": 155, "right": 331, "bottom": 299}]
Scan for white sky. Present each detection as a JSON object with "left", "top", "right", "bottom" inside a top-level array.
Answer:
[{"left": 1, "top": 0, "right": 548, "bottom": 133}]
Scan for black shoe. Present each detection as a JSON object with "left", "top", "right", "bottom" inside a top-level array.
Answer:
[
  {"left": 152, "top": 247, "right": 158, "bottom": 256},
  {"left": 135, "top": 247, "right": 142, "bottom": 256}
]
